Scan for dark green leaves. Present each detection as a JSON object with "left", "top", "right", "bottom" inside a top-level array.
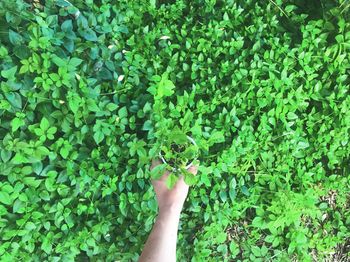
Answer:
[{"left": 79, "top": 28, "right": 98, "bottom": 41}]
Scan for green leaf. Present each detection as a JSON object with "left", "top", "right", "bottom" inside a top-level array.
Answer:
[
  {"left": 150, "top": 164, "right": 167, "bottom": 180},
  {"left": 52, "top": 55, "right": 66, "bottom": 67},
  {"left": 287, "top": 112, "right": 298, "bottom": 120},
  {"left": 183, "top": 146, "right": 198, "bottom": 159},
  {"left": 41, "top": 239, "right": 52, "bottom": 254},
  {"left": 1, "top": 66, "right": 17, "bottom": 79},
  {"left": 68, "top": 91, "right": 81, "bottom": 114},
  {"left": 157, "top": 73, "right": 175, "bottom": 98},
  {"left": 94, "top": 131, "right": 104, "bottom": 144},
  {"left": 11, "top": 117, "right": 24, "bottom": 132},
  {"left": 168, "top": 128, "right": 187, "bottom": 145},
  {"left": 142, "top": 120, "right": 153, "bottom": 131},
  {"left": 183, "top": 171, "right": 196, "bottom": 186},
  {"left": 209, "top": 131, "right": 225, "bottom": 144},
  {"left": 61, "top": 19, "right": 73, "bottom": 32},
  {"left": 251, "top": 246, "right": 261, "bottom": 257},
  {"left": 1, "top": 150, "right": 12, "bottom": 163},
  {"left": 165, "top": 173, "right": 178, "bottom": 189},
  {"left": 13, "top": 45, "right": 30, "bottom": 59},
  {"left": 5, "top": 92, "right": 22, "bottom": 108},
  {"left": 118, "top": 107, "right": 128, "bottom": 118},
  {"left": 0, "top": 191, "right": 12, "bottom": 205},
  {"left": 9, "top": 29, "right": 23, "bottom": 45},
  {"left": 80, "top": 28, "right": 98, "bottom": 41},
  {"left": 40, "top": 117, "right": 50, "bottom": 131},
  {"left": 69, "top": 57, "right": 83, "bottom": 68},
  {"left": 60, "top": 147, "right": 69, "bottom": 159}
]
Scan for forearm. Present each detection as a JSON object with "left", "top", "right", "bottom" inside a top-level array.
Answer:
[{"left": 139, "top": 209, "right": 181, "bottom": 262}]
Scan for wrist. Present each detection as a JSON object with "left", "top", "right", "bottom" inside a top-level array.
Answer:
[{"left": 158, "top": 204, "right": 182, "bottom": 219}]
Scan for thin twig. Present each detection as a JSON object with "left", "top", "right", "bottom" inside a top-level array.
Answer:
[{"left": 268, "top": 0, "right": 289, "bottom": 19}]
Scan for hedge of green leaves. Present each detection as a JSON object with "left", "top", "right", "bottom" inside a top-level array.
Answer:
[{"left": 1, "top": 0, "right": 350, "bottom": 261}]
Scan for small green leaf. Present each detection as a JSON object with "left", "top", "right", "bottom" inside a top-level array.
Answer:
[
  {"left": 9, "top": 29, "right": 23, "bottom": 45},
  {"left": 40, "top": 117, "right": 50, "bottom": 131},
  {"left": 157, "top": 73, "right": 175, "bottom": 98},
  {"left": 118, "top": 107, "right": 128, "bottom": 118},
  {"left": 0, "top": 191, "right": 12, "bottom": 205},
  {"left": 61, "top": 19, "right": 73, "bottom": 32},
  {"left": 94, "top": 131, "right": 104, "bottom": 144},
  {"left": 150, "top": 164, "right": 167, "bottom": 180},
  {"left": 165, "top": 173, "right": 178, "bottom": 189},
  {"left": 80, "top": 28, "right": 98, "bottom": 41},
  {"left": 69, "top": 57, "right": 83, "bottom": 68},
  {"left": 11, "top": 117, "right": 24, "bottom": 132},
  {"left": 1, "top": 66, "right": 17, "bottom": 79},
  {"left": 183, "top": 170, "right": 196, "bottom": 186},
  {"left": 41, "top": 239, "right": 52, "bottom": 254},
  {"left": 60, "top": 147, "right": 69, "bottom": 159},
  {"left": 287, "top": 112, "right": 298, "bottom": 120},
  {"left": 52, "top": 55, "right": 66, "bottom": 67}
]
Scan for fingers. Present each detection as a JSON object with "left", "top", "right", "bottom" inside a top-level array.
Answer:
[
  {"left": 150, "top": 159, "right": 170, "bottom": 182},
  {"left": 151, "top": 159, "right": 162, "bottom": 170},
  {"left": 187, "top": 164, "right": 198, "bottom": 175}
]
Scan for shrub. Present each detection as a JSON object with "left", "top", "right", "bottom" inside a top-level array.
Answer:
[{"left": 0, "top": 0, "right": 349, "bottom": 261}]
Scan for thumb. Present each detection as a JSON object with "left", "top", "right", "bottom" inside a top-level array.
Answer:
[{"left": 187, "top": 164, "right": 198, "bottom": 175}]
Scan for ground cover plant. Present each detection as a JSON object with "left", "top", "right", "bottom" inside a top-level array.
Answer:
[{"left": 0, "top": 0, "right": 349, "bottom": 261}]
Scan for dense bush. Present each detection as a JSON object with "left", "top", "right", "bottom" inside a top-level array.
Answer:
[{"left": 0, "top": 0, "right": 349, "bottom": 261}]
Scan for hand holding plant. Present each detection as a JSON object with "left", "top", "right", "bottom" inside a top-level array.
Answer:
[{"left": 151, "top": 159, "right": 198, "bottom": 215}]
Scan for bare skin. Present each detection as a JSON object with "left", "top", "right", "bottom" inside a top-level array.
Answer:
[{"left": 139, "top": 159, "right": 198, "bottom": 262}]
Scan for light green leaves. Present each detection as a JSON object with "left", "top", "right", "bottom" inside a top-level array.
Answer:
[
  {"left": 40, "top": 117, "right": 50, "bottom": 130},
  {"left": 11, "top": 112, "right": 25, "bottom": 132},
  {"left": 157, "top": 73, "right": 175, "bottom": 98},
  {"left": 67, "top": 91, "right": 81, "bottom": 114},
  {"left": 1, "top": 66, "right": 17, "bottom": 80},
  {"left": 168, "top": 127, "right": 188, "bottom": 145},
  {"left": 182, "top": 169, "right": 197, "bottom": 186},
  {"left": 32, "top": 117, "right": 57, "bottom": 141},
  {"left": 93, "top": 120, "right": 113, "bottom": 144},
  {"left": 150, "top": 164, "right": 167, "bottom": 180},
  {"left": 0, "top": 191, "right": 12, "bottom": 205},
  {"left": 208, "top": 131, "right": 225, "bottom": 145},
  {"left": 165, "top": 173, "right": 178, "bottom": 189},
  {"left": 147, "top": 73, "right": 175, "bottom": 98},
  {"left": 41, "top": 239, "right": 52, "bottom": 254}
]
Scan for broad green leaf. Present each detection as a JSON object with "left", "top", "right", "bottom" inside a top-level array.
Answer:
[
  {"left": 183, "top": 171, "right": 196, "bottom": 186},
  {"left": 68, "top": 91, "right": 81, "bottom": 113},
  {"left": 150, "top": 164, "right": 167, "bottom": 180},
  {"left": 11, "top": 117, "right": 24, "bottom": 132},
  {"left": 41, "top": 239, "right": 52, "bottom": 254},
  {"left": 0, "top": 191, "right": 12, "bottom": 205},
  {"left": 157, "top": 73, "right": 175, "bottom": 98},
  {"left": 9, "top": 29, "right": 23, "bottom": 45},
  {"left": 94, "top": 131, "right": 104, "bottom": 144},
  {"left": 52, "top": 55, "right": 66, "bottom": 67},
  {"left": 40, "top": 117, "right": 50, "bottom": 131},
  {"left": 165, "top": 173, "right": 178, "bottom": 189},
  {"left": 1, "top": 66, "right": 17, "bottom": 79},
  {"left": 118, "top": 107, "right": 128, "bottom": 118}
]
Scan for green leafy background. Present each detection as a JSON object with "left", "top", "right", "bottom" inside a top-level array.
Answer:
[{"left": 0, "top": 0, "right": 349, "bottom": 261}]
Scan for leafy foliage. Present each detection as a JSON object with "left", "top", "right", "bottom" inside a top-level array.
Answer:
[{"left": 0, "top": 0, "right": 350, "bottom": 261}]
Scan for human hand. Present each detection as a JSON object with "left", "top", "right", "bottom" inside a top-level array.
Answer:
[{"left": 150, "top": 159, "right": 198, "bottom": 216}]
